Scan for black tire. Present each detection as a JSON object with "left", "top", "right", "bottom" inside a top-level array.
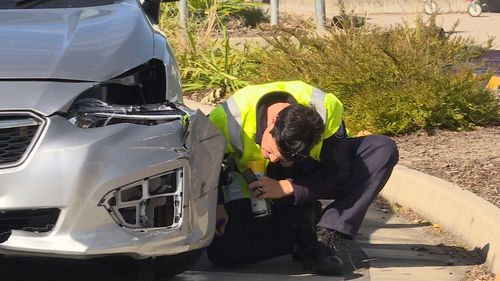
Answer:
[
  {"left": 0, "top": 256, "right": 12, "bottom": 275},
  {"left": 153, "top": 248, "right": 204, "bottom": 278},
  {"left": 106, "top": 256, "right": 156, "bottom": 281},
  {"left": 106, "top": 248, "right": 204, "bottom": 280}
]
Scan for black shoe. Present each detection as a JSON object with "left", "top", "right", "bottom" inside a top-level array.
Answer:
[
  {"left": 292, "top": 244, "right": 315, "bottom": 271},
  {"left": 312, "top": 226, "right": 350, "bottom": 276}
]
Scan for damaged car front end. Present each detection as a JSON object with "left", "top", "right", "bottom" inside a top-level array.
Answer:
[{"left": 0, "top": 0, "right": 225, "bottom": 277}]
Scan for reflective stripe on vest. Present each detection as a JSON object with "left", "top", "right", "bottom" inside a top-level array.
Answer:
[
  {"left": 310, "top": 87, "right": 327, "bottom": 123},
  {"left": 222, "top": 170, "right": 250, "bottom": 202},
  {"left": 222, "top": 98, "right": 243, "bottom": 154}
]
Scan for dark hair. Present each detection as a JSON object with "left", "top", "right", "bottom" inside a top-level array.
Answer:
[{"left": 271, "top": 104, "right": 324, "bottom": 162}]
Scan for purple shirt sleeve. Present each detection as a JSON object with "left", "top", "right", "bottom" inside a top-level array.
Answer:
[{"left": 289, "top": 166, "right": 337, "bottom": 205}]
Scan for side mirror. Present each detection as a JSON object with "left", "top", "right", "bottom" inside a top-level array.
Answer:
[{"left": 143, "top": 0, "right": 179, "bottom": 25}]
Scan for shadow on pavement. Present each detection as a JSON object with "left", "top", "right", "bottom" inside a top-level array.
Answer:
[
  {"left": 356, "top": 201, "right": 485, "bottom": 273},
  {"left": 360, "top": 242, "right": 485, "bottom": 268}
]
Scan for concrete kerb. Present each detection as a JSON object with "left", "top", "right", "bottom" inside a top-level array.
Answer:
[
  {"left": 381, "top": 165, "right": 500, "bottom": 274},
  {"left": 183, "top": 98, "right": 500, "bottom": 275}
]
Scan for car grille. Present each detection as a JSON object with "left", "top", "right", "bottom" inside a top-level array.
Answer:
[{"left": 0, "top": 113, "right": 45, "bottom": 168}]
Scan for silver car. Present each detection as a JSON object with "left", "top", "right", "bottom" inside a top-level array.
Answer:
[{"left": 0, "top": 0, "right": 225, "bottom": 278}]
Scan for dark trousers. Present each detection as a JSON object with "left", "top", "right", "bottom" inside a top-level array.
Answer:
[
  {"left": 317, "top": 134, "right": 399, "bottom": 237},
  {"left": 207, "top": 197, "right": 299, "bottom": 267},
  {"left": 208, "top": 134, "right": 398, "bottom": 266}
]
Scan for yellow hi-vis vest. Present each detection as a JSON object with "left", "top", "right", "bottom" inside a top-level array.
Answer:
[{"left": 209, "top": 81, "right": 344, "bottom": 201}]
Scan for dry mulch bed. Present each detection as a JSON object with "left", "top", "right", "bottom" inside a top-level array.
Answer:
[{"left": 393, "top": 126, "right": 499, "bottom": 209}]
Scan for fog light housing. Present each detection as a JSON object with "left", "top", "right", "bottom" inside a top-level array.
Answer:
[{"left": 99, "top": 168, "right": 184, "bottom": 230}]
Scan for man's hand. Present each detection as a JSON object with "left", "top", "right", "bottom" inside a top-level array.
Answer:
[
  {"left": 249, "top": 177, "right": 294, "bottom": 199},
  {"left": 215, "top": 204, "right": 229, "bottom": 236}
]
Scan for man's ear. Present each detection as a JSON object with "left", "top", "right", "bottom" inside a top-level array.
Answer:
[{"left": 269, "top": 114, "right": 278, "bottom": 125}]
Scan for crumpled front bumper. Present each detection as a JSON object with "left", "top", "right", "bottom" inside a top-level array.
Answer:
[{"left": 0, "top": 111, "right": 225, "bottom": 258}]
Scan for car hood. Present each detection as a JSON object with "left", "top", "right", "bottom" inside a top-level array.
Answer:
[{"left": 0, "top": 2, "right": 154, "bottom": 81}]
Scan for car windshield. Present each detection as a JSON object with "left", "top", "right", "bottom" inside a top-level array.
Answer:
[{"left": 0, "top": 0, "right": 124, "bottom": 9}]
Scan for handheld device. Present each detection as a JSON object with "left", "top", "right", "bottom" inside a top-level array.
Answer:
[{"left": 242, "top": 167, "right": 271, "bottom": 217}]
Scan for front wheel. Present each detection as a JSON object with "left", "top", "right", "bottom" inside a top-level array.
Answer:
[
  {"left": 468, "top": 3, "right": 482, "bottom": 17},
  {"left": 424, "top": 0, "right": 438, "bottom": 15}
]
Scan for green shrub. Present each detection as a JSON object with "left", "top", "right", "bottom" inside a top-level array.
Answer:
[
  {"left": 188, "top": 0, "right": 260, "bottom": 20},
  {"left": 160, "top": 2, "right": 260, "bottom": 103},
  {"left": 251, "top": 15, "right": 498, "bottom": 135},
  {"left": 178, "top": 28, "right": 259, "bottom": 103}
]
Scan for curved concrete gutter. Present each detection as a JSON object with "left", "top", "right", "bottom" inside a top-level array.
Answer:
[
  {"left": 183, "top": 98, "right": 500, "bottom": 275},
  {"left": 381, "top": 165, "right": 500, "bottom": 274}
]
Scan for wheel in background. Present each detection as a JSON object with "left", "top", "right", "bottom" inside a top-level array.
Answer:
[
  {"left": 424, "top": 0, "right": 438, "bottom": 15},
  {"left": 468, "top": 3, "right": 482, "bottom": 17}
]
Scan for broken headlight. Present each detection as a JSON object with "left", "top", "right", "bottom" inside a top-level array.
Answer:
[
  {"left": 66, "top": 98, "right": 185, "bottom": 128},
  {"left": 65, "top": 59, "right": 187, "bottom": 128}
]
